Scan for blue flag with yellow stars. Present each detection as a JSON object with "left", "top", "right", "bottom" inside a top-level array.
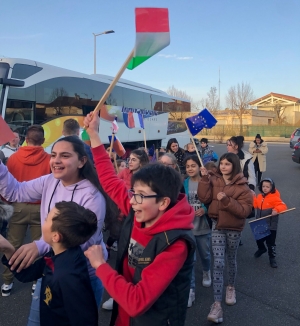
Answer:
[{"left": 185, "top": 108, "right": 217, "bottom": 136}]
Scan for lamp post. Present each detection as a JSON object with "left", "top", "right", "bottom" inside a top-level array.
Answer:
[{"left": 93, "top": 30, "right": 115, "bottom": 74}]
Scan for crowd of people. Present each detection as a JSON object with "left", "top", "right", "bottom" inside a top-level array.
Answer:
[{"left": 0, "top": 118, "right": 287, "bottom": 326}]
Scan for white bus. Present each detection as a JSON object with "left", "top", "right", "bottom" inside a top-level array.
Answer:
[{"left": 0, "top": 58, "right": 191, "bottom": 151}]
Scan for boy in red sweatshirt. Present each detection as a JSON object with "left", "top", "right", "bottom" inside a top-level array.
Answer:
[
  {"left": 84, "top": 113, "right": 195, "bottom": 326},
  {"left": 253, "top": 178, "right": 287, "bottom": 268}
]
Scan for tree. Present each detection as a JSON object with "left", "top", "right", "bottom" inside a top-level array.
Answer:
[
  {"left": 198, "top": 86, "right": 219, "bottom": 113},
  {"left": 273, "top": 104, "right": 287, "bottom": 125},
  {"left": 49, "top": 87, "right": 69, "bottom": 115},
  {"left": 226, "top": 82, "right": 254, "bottom": 134},
  {"left": 166, "top": 85, "right": 195, "bottom": 119}
]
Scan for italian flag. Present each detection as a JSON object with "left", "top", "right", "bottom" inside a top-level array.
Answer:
[{"left": 127, "top": 8, "right": 170, "bottom": 70}]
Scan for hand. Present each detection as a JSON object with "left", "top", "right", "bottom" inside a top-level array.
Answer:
[
  {"left": 84, "top": 245, "right": 106, "bottom": 269},
  {"left": 200, "top": 167, "right": 208, "bottom": 176},
  {"left": 9, "top": 243, "right": 39, "bottom": 272},
  {"left": 195, "top": 208, "right": 205, "bottom": 217},
  {"left": 217, "top": 192, "right": 227, "bottom": 201},
  {"left": 83, "top": 112, "right": 100, "bottom": 136},
  {"left": 271, "top": 209, "right": 278, "bottom": 216},
  {"left": 0, "top": 235, "right": 15, "bottom": 259}
]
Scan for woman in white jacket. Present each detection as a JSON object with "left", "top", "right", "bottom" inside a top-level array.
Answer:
[
  {"left": 226, "top": 136, "right": 256, "bottom": 190},
  {"left": 248, "top": 134, "right": 268, "bottom": 184}
]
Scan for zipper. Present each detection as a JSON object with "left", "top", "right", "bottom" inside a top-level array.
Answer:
[
  {"left": 167, "top": 319, "right": 171, "bottom": 325},
  {"left": 259, "top": 198, "right": 264, "bottom": 218}
]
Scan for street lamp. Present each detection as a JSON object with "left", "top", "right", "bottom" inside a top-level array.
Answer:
[{"left": 93, "top": 30, "right": 115, "bottom": 74}]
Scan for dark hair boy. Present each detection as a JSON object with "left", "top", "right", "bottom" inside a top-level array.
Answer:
[{"left": 0, "top": 201, "right": 98, "bottom": 326}]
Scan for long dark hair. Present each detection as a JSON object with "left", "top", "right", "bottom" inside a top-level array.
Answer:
[
  {"left": 166, "top": 138, "right": 184, "bottom": 154},
  {"left": 217, "top": 152, "right": 242, "bottom": 180},
  {"left": 52, "top": 136, "right": 119, "bottom": 221},
  {"left": 130, "top": 149, "right": 149, "bottom": 167},
  {"left": 228, "top": 136, "right": 244, "bottom": 151}
]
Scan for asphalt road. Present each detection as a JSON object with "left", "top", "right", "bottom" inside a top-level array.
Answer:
[{"left": 0, "top": 143, "right": 299, "bottom": 326}]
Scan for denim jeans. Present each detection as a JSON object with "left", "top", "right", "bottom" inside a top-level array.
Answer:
[
  {"left": 190, "top": 233, "right": 211, "bottom": 290},
  {"left": 27, "top": 276, "right": 103, "bottom": 326}
]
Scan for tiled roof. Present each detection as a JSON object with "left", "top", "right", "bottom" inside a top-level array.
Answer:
[{"left": 249, "top": 92, "right": 300, "bottom": 105}]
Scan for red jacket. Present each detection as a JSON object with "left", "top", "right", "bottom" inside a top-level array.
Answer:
[
  {"left": 117, "top": 168, "right": 132, "bottom": 190},
  {"left": 92, "top": 145, "right": 194, "bottom": 326}
]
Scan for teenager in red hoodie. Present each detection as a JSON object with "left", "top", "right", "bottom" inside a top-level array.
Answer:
[{"left": 83, "top": 113, "right": 195, "bottom": 326}]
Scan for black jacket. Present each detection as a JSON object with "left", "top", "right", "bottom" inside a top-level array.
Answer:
[
  {"left": 2, "top": 246, "right": 98, "bottom": 326},
  {"left": 110, "top": 209, "right": 195, "bottom": 326}
]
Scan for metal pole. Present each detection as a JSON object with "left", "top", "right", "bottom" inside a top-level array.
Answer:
[{"left": 93, "top": 34, "right": 96, "bottom": 74}]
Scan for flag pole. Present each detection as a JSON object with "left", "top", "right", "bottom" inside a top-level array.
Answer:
[
  {"left": 143, "top": 129, "right": 147, "bottom": 152},
  {"left": 109, "top": 134, "right": 115, "bottom": 158},
  {"left": 184, "top": 121, "right": 204, "bottom": 167},
  {"left": 248, "top": 208, "right": 296, "bottom": 223},
  {"left": 83, "top": 49, "right": 134, "bottom": 130}
]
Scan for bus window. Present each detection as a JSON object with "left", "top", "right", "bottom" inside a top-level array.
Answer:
[{"left": 11, "top": 64, "right": 43, "bottom": 79}]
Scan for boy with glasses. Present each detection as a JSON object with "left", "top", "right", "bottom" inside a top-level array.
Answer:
[{"left": 83, "top": 113, "right": 195, "bottom": 326}]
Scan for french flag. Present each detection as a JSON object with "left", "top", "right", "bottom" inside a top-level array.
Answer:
[{"left": 123, "top": 112, "right": 144, "bottom": 129}]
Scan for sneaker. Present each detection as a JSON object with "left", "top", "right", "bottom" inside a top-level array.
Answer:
[
  {"left": 187, "top": 289, "right": 195, "bottom": 308},
  {"left": 111, "top": 241, "right": 118, "bottom": 252},
  {"left": 102, "top": 297, "right": 114, "bottom": 310},
  {"left": 225, "top": 286, "right": 236, "bottom": 305},
  {"left": 31, "top": 283, "right": 36, "bottom": 295},
  {"left": 207, "top": 302, "right": 223, "bottom": 323},
  {"left": 202, "top": 270, "right": 212, "bottom": 287},
  {"left": 1, "top": 283, "right": 13, "bottom": 297},
  {"left": 269, "top": 257, "right": 278, "bottom": 268},
  {"left": 254, "top": 248, "right": 267, "bottom": 258}
]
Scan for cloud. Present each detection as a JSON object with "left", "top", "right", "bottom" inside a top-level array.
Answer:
[
  {"left": 0, "top": 33, "right": 43, "bottom": 40},
  {"left": 158, "top": 54, "right": 177, "bottom": 58},
  {"left": 176, "top": 56, "right": 193, "bottom": 60}
]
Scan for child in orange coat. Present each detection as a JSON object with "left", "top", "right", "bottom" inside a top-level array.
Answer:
[{"left": 253, "top": 178, "right": 287, "bottom": 268}]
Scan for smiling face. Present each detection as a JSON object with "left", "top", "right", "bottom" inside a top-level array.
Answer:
[
  {"left": 130, "top": 181, "right": 169, "bottom": 228},
  {"left": 219, "top": 158, "right": 233, "bottom": 177},
  {"left": 170, "top": 142, "right": 179, "bottom": 153},
  {"left": 50, "top": 141, "right": 86, "bottom": 186},
  {"left": 128, "top": 154, "right": 141, "bottom": 172},
  {"left": 185, "top": 159, "right": 200, "bottom": 178},
  {"left": 262, "top": 181, "right": 272, "bottom": 195}
]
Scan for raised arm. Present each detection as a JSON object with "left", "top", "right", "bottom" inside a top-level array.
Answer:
[{"left": 83, "top": 113, "right": 131, "bottom": 216}]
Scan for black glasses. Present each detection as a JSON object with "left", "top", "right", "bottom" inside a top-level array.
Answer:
[{"left": 128, "top": 189, "right": 161, "bottom": 204}]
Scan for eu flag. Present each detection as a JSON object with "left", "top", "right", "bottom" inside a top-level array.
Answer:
[
  {"left": 185, "top": 108, "right": 218, "bottom": 136},
  {"left": 249, "top": 219, "right": 271, "bottom": 241}
]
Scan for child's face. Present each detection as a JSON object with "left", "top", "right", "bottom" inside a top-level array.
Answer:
[
  {"left": 129, "top": 181, "right": 166, "bottom": 228},
  {"left": 185, "top": 159, "right": 200, "bottom": 178},
  {"left": 200, "top": 142, "right": 207, "bottom": 148},
  {"left": 187, "top": 144, "right": 195, "bottom": 152},
  {"left": 51, "top": 141, "right": 86, "bottom": 186},
  {"left": 219, "top": 159, "right": 233, "bottom": 176},
  {"left": 118, "top": 162, "right": 127, "bottom": 171},
  {"left": 128, "top": 154, "right": 140, "bottom": 172},
  {"left": 42, "top": 207, "right": 58, "bottom": 245},
  {"left": 262, "top": 181, "right": 272, "bottom": 194}
]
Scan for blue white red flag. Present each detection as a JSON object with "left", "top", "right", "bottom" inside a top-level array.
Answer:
[
  {"left": 123, "top": 112, "right": 144, "bottom": 129},
  {"left": 111, "top": 117, "right": 119, "bottom": 134},
  {"left": 185, "top": 108, "right": 217, "bottom": 136},
  {"left": 108, "top": 135, "right": 126, "bottom": 157},
  {"left": 249, "top": 218, "right": 271, "bottom": 241}
]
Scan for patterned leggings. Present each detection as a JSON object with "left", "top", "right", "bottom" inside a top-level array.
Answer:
[{"left": 212, "top": 221, "right": 241, "bottom": 302}]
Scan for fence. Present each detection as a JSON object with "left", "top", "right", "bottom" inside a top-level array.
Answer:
[{"left": 198, "top": 125, "right": 297, "bottom": 138}]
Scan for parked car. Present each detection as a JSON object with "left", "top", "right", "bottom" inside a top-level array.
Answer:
[
  {"left": 290, "top": 128, "right": 300, "bottom": 148},
  {"left": 292, "top": 140, "right": 300, "bottom": 164}
]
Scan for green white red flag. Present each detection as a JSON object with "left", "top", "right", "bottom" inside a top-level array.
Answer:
[{"left": 127, "top": 8, "right": 170, "bottom": 70}]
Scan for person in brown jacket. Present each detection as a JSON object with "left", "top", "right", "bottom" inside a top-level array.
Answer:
[
  {"left": 1, "top": 125, "right": 50, "bottom": 297},
  {"left": 198, "top": 152, "right": 253, "bottom": 324}
]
